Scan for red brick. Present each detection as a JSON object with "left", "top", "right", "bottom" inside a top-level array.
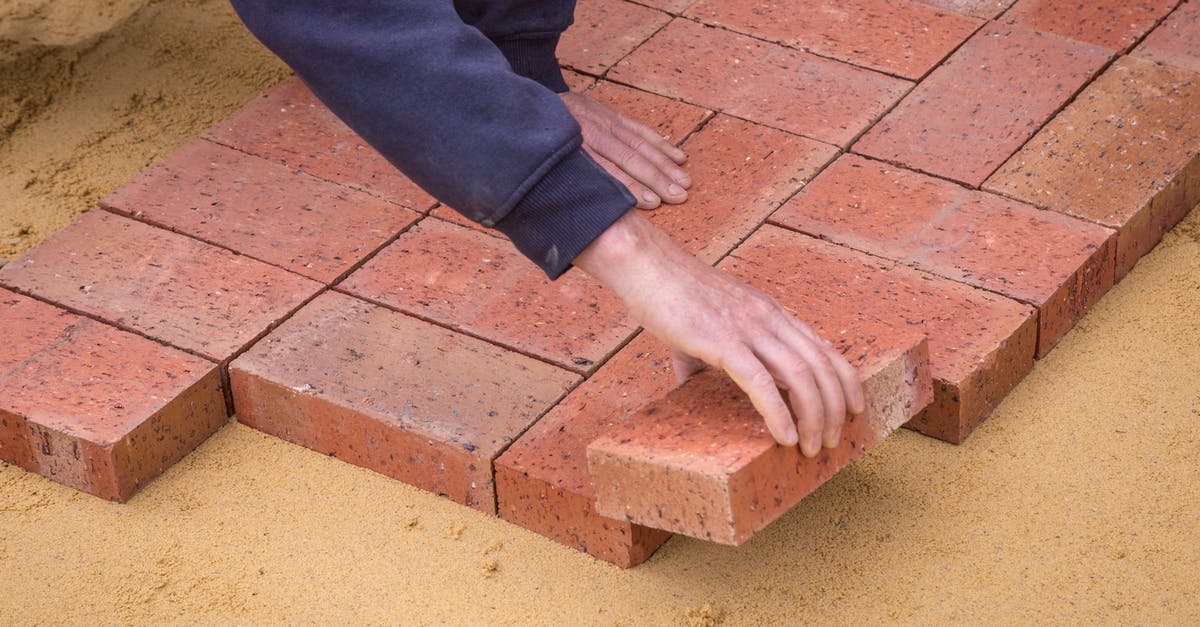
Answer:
[
  {"left": 496, "top": 333, "right": 675, "bottom": 567},
  {"left": 229, "top": 291, "right": 577, "bottom": 513},
  {"left": 853, "top": 22, "right": 1111, "bottom": 187},
  {"left": 558, "top": 0, "right": 671, "bottom": 74},
  {"left": 100, "top": 139, "right": 420, "bottom": 284},
  {"left": 773, "top": 154, "right": 1116, "bottom": 356},
  {"left": 985, "top": 56, "right": 1200, "bottom": 280},
  {"left": 587, "top": 319, "right": 930, "bottom": 544},
  {"left": 1005, "top": 0, "right": 1177, "bottom": 51},
  {"left": 635, "top": 0, "right": 696, "bottom": 14},
  {"left": 0, "top": 289, "right": 226, "bottom": 502},
  {"left": 610, "top": 18, "right": 911, "bottom": 147},
  {"left": 651, "top": 115, "right": 839, "bottom": 263},
  {"left": 914, "top": 0, "right": 1015, "bottom": 19},
  {"left": 203, "top": 77, "right": 437, "bottom": 211},
  {"left": 0, "top": 211, "right": 322, "bottom": 363},
  {"left": 724, "top": 226, "right": 1037, "bottom": 444},
  {"left": 339, "top": 218, "right": 636, "bottom": 374},
  {"left": 564, "top": 70, "right": 598, "bottom": 93},
  {"left": 686, "top": 0, "right": 982, "bottom": 79},
  {"left": 1134, "top": 1, "right": 1200, "bottom": 77}
]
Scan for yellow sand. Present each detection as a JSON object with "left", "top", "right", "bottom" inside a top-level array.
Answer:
[{"left": 1, "top": 1, "right": 1197, "bottom": 623}]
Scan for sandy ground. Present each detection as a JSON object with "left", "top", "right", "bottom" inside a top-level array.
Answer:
[{"left": 1, "top": 1, "right": 1198, "bottom": 624}]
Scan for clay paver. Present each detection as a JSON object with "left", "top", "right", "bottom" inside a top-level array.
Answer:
[
  {"left": 0, "top": 210, "right": 322, "bottom": 363},
  {"left": 914, "top": 0, "right": 1016, "bottom": 19},
  {"left": 773, "top": 154, "right": 1116, "bottom": 356},
  {"left": 635, "top": 0, "right": 696, "bottom": 14},
  {"left": 1004, "top": 0, "right": 1178, "bottom": 52},
  {"left": 986, "top": 55, "right": 1200, "bottom": 280},
  {"left": 496, "top": 333, "right": 675, "bottom": 567},
  {"left": 724, "top": 226, "right": 1037, "bottom": 444},
  {"left": 853, "top": 22, "right": 1111, "bottom": 187},
  {"left": 610, "top": 18, "right": 912, "bottom": 147},
  {"left": 339, "top": 218, "right": 637, "bottom": 375},
  {"left": 203, "top": 77, "right": 437, "bottom": 211},
  {"left": 686, "top": 0, "right": 982, "bottom": 79},
  {"left": 230, "top": 291, "right": 577, "bottom": 513},
  {"left": 101, "top": 139, "right": 420, "bottom": 284},
  {"left": 1133, "top": 1, "right": 1200, "bottom": 74},
  {"left": 587, "top": 307, "right": 931, "bottom": 545},
  {"left": 0, "top": 289, "right": 226, "bottom": 502},
  {"left": 558, "top": 0, "right": 671, "bottom": 75}
]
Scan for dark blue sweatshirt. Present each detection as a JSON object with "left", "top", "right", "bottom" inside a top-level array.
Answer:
[{"left": 229, "top": 0, "right": 637, "bottom": 278}]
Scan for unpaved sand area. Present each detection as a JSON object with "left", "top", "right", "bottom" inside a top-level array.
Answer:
[{"left": 1, "top": 1, "right": 1198, "bottom": 623}]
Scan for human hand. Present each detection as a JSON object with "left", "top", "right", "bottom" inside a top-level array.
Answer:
[
  {"left": 560, "top": 91, "right": 691, "bottom": 209},
  {"left": 575, "top": 211, "right": 865, "bottom": 455}
]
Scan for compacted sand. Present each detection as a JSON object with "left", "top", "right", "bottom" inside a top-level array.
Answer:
[{"left": 1, "top": 1, "right": 1197, "bottom": 623}]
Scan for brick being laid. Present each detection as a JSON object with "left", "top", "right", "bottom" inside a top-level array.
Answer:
[
  {"left": 587, "top": 294, "right": 932, "bottom": 545},
  {"left": 773, "top": 154, "right": 1116, "bottom": 357},
  {"left": 853, "top": 22, "right": 1112, "bottom": 187},
  {"left": 229, "top": 291, "right": 578, "bottom": 514},
  {"left": 0, "top": 289, "right": 226, "bottom": 502},
  {"left": 101, "top": 138, "right": 421, "bottom": 284},
  {"left": 985, "top": 55, "right": 1200, "bottom": 280},
  {"left": 725, "top": 226, "right": 1036, "bottom": 444}
]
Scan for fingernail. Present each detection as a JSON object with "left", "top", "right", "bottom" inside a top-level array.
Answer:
[
  {"left": 786, "top": 427, "right": 799, "bottom": 446},
  {"left": 668, "top": 183, "right": 685, "bottom": 196},
  {"left": 642, "top": 191, "right": 659, "bottom": 204},
  {"left": 808, "top": 435, "right": 823, "bottom": 457},
  {"left": 678, "top": 175, "right": 692, "bottom": 188}
]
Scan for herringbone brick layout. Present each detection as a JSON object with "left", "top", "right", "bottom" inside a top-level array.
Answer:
[{"left": 2, "top": 0, "right": 1198, "bottom": 567}]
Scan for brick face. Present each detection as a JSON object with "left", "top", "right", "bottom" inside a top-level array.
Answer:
[
  {"left": 1004, "top": 0, "right": 1178, "bottom": 51},
  {"left": 1133, "top": 1, "right": 1200, "bottom": 74},
  {"left": 914, "top": 0, "right": 1016, "bottom": 19},
  {"left": 853, "top": 22, "right": 1111, "bottom": 187},
  {"left": 558, "top": 0, "right": 671, "bottom": 74}
]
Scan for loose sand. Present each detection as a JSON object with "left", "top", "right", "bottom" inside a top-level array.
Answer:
[{"left": 1, "top": 1, "right": 1197, "bottom": 624}]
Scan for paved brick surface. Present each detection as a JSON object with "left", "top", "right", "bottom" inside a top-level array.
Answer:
[
  {"left": 986, "top": 56, "right": 1200, "bottom": 280},
  {"left": 1004, "top": 0, "right": 1178, "bottom": 51},
  {"left": 915, "top": 0, "right": 1015, "bottom": 19},
  {"left": 496, "top": 333, "right": 674, "bottom": 567},
  {"left": 101, "top": 139, "right": 420, "bottom": 284},
  {"left": 558, "top": 0, "right": 670, "bottom": 75},
  {"left": 686, "top": 0, "right": 982, "bottom": 79},
  {"left": 1134, "top": 1, "right": 1200, "bottom": 74},
  {"left": 340, "top": 218, "right": 637, "bottom": 374},
  {"left": 588, "top": 315, "right": 931, "bottom": 544},
  {"left": 723, "top": 226, "right": 1037, "bottom": 444},
  {"left": 204, "top": 77, "right": 437, "bottom": 211},
  {"left": 610, "top": 18, "right": 911, "bottom": 147},
  {"left": 0, "top": 211, "right": 322, "bottom": 363},
  {"left": 853, "top": 22, "right": 1111, "bottom": 187},
  {"left": 635, "top": 0, "right": 696, "bottom": 14},
  {"left": 0, "top": 289, "right": 226, "bottom": 502},
  {"left": 230, "top": 291, "right": 577, "bottom": 513},
  {"left": 774, "top": 154, "right": 1116, "bottom": 356}
]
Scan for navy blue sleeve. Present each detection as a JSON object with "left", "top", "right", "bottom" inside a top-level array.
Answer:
[{"left": 229, "top": 0, "right": 634, "bottom": 278}]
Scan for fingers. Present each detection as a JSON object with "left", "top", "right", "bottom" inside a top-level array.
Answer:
[
  {"left": 721, "top": 350, "right": 799, "bottom": 447},
  {"left": 753, "top": 337, "right": 843, "bottom": 457},
  {"left": 590, "top": 153, "right": 662, "bottom": 209},
  {"left": 622, "top": 117, "right": 688, "bottom": 165},
  {"left": 792, "top": 321, "right": 867, "bottom": 416},
  {"left": 587, "top": 129, "right": 689, "bottom": 206}
]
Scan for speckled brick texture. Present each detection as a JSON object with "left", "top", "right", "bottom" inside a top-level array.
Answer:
[
  {"left": 986, "top": 56, "right": 1200, "bottom": 280},
  {"left": 495, "top": 333, "right": 675, "bottom": 567},
  {"left": 0, "top": 289, "right": 227, "bottom": 502},
  {"left": 558, "top": 0, "right": 670, "bottom": 75},
  {"left": 773, "top": 154, "right": 1116, "bottom": 356},
  {"left": 0, "top": 211, "right": 322, "bottom": 364},
  {"left": 915, "top": 0, "right": 1015, "bottom": 19},
  {"left": 853, "top": 22, "right": 1111, "bottom": 186},
  {"left": 1134, "top": 1, "right": 1200, "bottom": 74},
  {"left": 610, "top": 18, "right": 911, "bottom": 147},
  {"left": 587, "top": 328, "right": 931, "bottom": 545},
  {"left": 203, "top": 77, "right": 437, "bottom": 211},
  {"left": 101, "top": 139, "right": 420, "bottom": 284},
  {"left": 229, "top": 291, "right": 578, "bottom": 513},
  {"left": 686, "top": 0, "right": 982, "bottom": 79},
  {"left": 1004, "top": 0, "right": 1178, "bottom": 52},
  {"left": 723, "top": 226, "right": 1036, "bottom": 444}
]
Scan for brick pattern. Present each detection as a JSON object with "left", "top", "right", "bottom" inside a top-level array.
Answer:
[
  {"left": 230, "top": 291, "right": 577, "bottom": 513},
  {"left": 985, "top": 56, "right": 1200, "bottom": 280},
  {"left": 853, "top": 22, "right": 1111, "bottom": 186},
  {"left": 1134, "top": 1, "right": 1200, "bottom": 74},
  {"left": 915, "top": 0, "right": 1016, "bottom": 19},
  {"left": 0, "top": 289, "right": 226, "bottom": 502},
  {"left": 1004, "top": 0, "right": 1178, "bottom": 51},
  {"left": 558, "top": 0, "right": 671, "bottom": 75},
  {"left": 686, "top": 0, "right": 982, "bottom": 79},
  {"left": 773, "top": 154, "right": 1115, "bottom": 356}
]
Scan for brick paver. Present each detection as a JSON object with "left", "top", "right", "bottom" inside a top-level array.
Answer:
[
  {"left": 773, "top": 154, "right": 1116, "bottom": 356},
  {"left": 915, "top": 0, "right": 1015, "bottom": 18},
  {"left": 1134, "top": 0, "right": 1200, "bottom": 74},
  {"left": 229, "top": 291, "right": 577, "bottom": 513},
  {"left": 853, "top": 22, "right": 1111, "bottom": 187},
  {"left": 0, "top": 289, "right": 226, "bottom": 502},
  {"left": 559, "top": 0, "right": 671, "bottom": 75},
  {"left": 986, "top": 56, "right": 1200, "bottom": 280},
  {"left": 1004, "top": 0, "right": 1178, "bottom": 52}
]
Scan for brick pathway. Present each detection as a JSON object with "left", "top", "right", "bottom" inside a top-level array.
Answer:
[{"left": 1, "top": 0, "right": 1197, "bottom": 568}]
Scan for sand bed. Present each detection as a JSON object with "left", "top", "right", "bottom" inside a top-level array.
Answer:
[{"left": 1, "top": 1, "right": 1198, "bottom": 623}]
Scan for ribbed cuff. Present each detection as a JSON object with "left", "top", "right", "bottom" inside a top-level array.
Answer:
[
  {"left": 493, "top": 36, "right": 570, "bottom": 93},
  {"left": 493, "top": 148, "right": 635, "bottom": 279}
]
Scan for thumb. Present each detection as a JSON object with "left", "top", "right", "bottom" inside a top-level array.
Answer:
[{"left": 670, "top": 349, "right": 708, "bottom": 384}]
